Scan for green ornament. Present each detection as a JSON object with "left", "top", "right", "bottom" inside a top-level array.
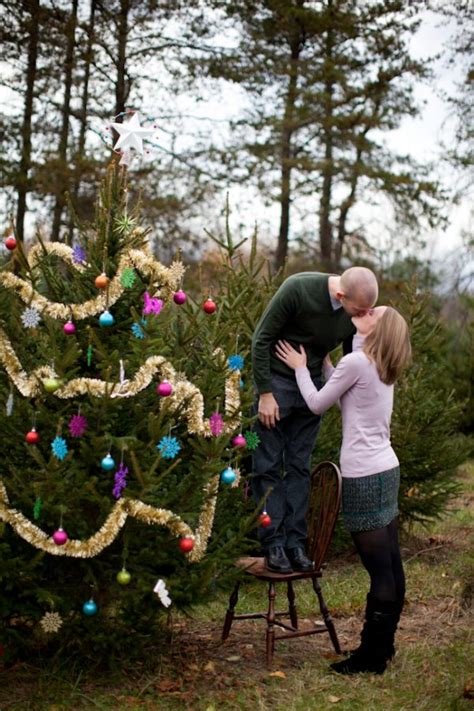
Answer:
[
  {"left": 43, "top": 378, "right": 62, "bottom": 393},
  {"left": 116, "top": 568, "right": 131, "bottom": 585},
  {"left": 33, "top": 496, "right": 42, "bottom": 520},
  {"left": 243, "top": 430, "right": 260, "bottom": 451},
  {"left": 87, "top": 344, "right": 93, "bottom": 367},
  {"left": 114, "top": 215, "right": 136, "bottom": 235},
  {"left": 120, "top": 267, "right": 136, "bottom": 288}
]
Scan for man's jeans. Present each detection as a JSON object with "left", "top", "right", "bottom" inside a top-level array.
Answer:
[{"left": 251, "top": 372, "right": 322, "bottom": 551}]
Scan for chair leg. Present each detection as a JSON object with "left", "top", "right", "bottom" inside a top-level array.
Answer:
[
  {"left": 222, "top": 581, "right": 241, "bottom": 641},
  {"left": 266, "top": 581, "right": 276, "bottom": 668},
  {"left": 287, "top": 580, "right": 298, "bottom": 629},
  {"left": 312, "top": 577, "right": 341, "bottom": 654}
]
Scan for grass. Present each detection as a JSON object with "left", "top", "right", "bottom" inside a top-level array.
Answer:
[{"left": 1, "top": 463, "right": 472, "bottom": 710}]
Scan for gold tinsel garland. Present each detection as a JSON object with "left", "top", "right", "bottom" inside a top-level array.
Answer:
[
  {"left": 0, "top": 243, "right": 185, "bottom": 320},
  {"left": 0, "top": 476, "right": 220, "bottom": 561},
  {"left": 0, "top": 330, "right": 241, "bottom": 433}
]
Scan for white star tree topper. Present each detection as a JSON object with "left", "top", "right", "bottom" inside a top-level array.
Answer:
[{"left": 110, "top": 113, "right": 156, "bottom": 155}]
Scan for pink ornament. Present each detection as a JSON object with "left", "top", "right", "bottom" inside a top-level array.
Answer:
[
  {"left": 63, "top": 320, "right": 76, "bottom": 335},
  {"left": 173, "top": 289, "right": 187, "bottom": 305},
  {"left": 157, "top": 381, "right": 173, "bottom": 396},
  {"left": 232, "top": 434, "right": 247, "bottom": 448},
  {"left": 52, "top": 528, "right": 68, "bottom": 545},
  {"left": 209, "top": 412, "right": 224, "bottom": 436}
]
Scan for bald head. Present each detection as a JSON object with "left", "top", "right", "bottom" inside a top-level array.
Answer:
[{"left": 338, "top": 267, "right": 378, "bottom": 315}]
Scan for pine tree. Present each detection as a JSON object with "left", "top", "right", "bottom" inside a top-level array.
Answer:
[{"left": 0, "top": 165, "right": 266, "bottom": 662}]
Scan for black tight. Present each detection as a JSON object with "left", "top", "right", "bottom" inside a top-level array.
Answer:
[{"left": 351, "top": 517, "right": 405, "bottom": 603}]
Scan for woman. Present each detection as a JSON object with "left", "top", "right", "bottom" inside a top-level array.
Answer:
[{"left": 275, "top": 306, "right": 411, "bottom": 675}]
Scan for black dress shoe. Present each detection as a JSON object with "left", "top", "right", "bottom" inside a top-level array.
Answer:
[
  {"left": 265, "top": 546, "right": 293, "bottom": 574},
  {"left": 286, "top": 547, "right": 315, "bottom": 572}
]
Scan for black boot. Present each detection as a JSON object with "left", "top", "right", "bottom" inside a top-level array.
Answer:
[
  {"left": 265, "top": 546, "right": 293, "bottom": 574},
  {"left": 330, "top": 596, "right": 400, "bottom": 675},
  {"left": 286, "top": 547, "right": 315, "bottom": 572}
]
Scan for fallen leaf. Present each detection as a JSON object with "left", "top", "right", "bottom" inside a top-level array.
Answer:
[
  {"left": 328, "top": 696, "right": 341, "bottom": 703},
  {"left": 269, "top": 670, "right": 286, "bottom": 678},
  {"left": 204, "top": 661, "right": 216, "bottom": 672},
  {"left": 225, "top": 655, "right": 241, "bottom": 662},
  {"left": 463, "top": 681, "right": 473, "bottom": 700}
]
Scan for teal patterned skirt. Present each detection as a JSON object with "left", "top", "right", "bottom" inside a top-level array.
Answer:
[{"left": 342, "top": 466, "right": 400, "bottom": 533}]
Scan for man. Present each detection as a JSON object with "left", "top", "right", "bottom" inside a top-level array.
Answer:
[{"left": 251, "top": 267, "right": 379, "bottom": 573}]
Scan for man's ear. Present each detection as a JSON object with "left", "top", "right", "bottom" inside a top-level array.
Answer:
[{"left": 335, "top": 290, "right": 345, "bottom": 302}]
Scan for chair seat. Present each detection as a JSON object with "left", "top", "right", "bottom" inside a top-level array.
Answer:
[{"left": 237, "top": 556, "right": 322, "bottom": 582}]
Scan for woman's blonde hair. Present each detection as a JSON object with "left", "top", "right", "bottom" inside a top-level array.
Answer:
[{"left": 363, "top": 307, "right": 412, "bottom": 385}]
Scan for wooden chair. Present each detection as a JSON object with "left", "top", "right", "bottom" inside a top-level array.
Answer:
[{"left": 221, "top": 461, "right": 342, "bottom": 667}]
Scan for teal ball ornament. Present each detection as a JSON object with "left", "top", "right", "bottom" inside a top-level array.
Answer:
[
  {"left": 99, "top": 310, "right": 114, "bottom": 327},
  {"left": 220, "top": 466, "right": 236, "bottom": 484},
  {"left": 101, "top": 453, "right": 115, "bottom": 471},
  {"left": 82, "top": 599, "right": 98, "bottom": 616}
]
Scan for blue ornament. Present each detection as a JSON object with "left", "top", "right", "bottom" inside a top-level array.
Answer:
[
  {"left": 131, "top": 321, "right": 145, "bottom": 339},
  {"left": 220, "top": 466, "right": 236, "bottom": 484},
  {"left": 99, "top": 310, "right": 114, "bottom": 327},
  {"left": 82, "top": 599, "right": 98, "bottom": 616},
  {"left": 51, "top": 436, "right": 68, "bottom": 461},
  {"left": 156, "top": 435, "right": 181, "bottom": 459},
  {"left": 227, "top": 354, "right": 244, "bottom": 371},
  {"left": 101, "top": 453, "right": 115, "bottom": 470}
]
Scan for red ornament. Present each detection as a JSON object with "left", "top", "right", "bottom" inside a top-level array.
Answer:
[
  {"left": 94, "top": 273, "right": 109, "bottom": 289},
  {"left": 157, "top": 381, "right": 173, "bottom": 396},
  {"left": 178, "top": 537, "right": 194, "bottom": 553},
  {"left": 258, "top": 512, "right": 272, "bottom": 528},
  {"left": 25, "top": 429, "right": 40, "bottom": 444},
  {"left": 5, "top": 236, "right": 17, "bottom": 251},
  {"left": 203, "top": 298, "right": 217, "bottom": 314},
  {"left": 173, "top": 289, "right": 187, "bottom": 305}
]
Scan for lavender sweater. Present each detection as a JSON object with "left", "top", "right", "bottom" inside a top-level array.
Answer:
[{"left": 295, "top": 336, "right": 399, "bottom": 478}]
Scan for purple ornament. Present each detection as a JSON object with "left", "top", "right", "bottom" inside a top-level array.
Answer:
[
  {"left": 209, "top": 412, "right": 224, "bottom": 436},
  {"left": 232, "top": 434, "right": 247, "bottom": 448},
  {"left": 63, "top": 320, "right": 76, "bottom": 335},
  {"left": 69, "top": 414, "right": 88, "bottom": 438},
  {"left": 113, "top": 462, "right": 128, "bottom": 499},
  {"left": 157, "top": 381, "right": 173, "bottom": 396},
  {"left": 173, "top": 290, "right": 187, "bottom": 305},
  {"left": 72, "top": 244, "right": 87, "bottom": 265},
  {"left": 52, "top": 528, "right": 68, "bottom": 545}
]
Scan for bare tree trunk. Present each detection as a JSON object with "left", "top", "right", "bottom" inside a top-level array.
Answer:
[
  {"left": 51, "top": 0, "right": 78, "bottom": 242},
  {"left": 115, "top": 0, "right": 130, "bottom": 118},
  {"left": 274, "top": 36, "right": 302, "bottom": 272},
  {"left": 16, "top": 0, "right": 40, "bottom": 243},
  {"left": 318, "top": 0, "right": 335, "bottom": 269},
  {"left": 68, "top": 0, "right": 96, "bottom": 240}
]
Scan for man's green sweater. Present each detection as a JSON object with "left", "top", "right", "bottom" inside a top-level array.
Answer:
[{"left": 252, "top": 272, "right": 356, "bottom": 394}]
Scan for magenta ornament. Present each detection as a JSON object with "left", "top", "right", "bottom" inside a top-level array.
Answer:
[
  {"left": 69, "top": 414, "right": 88, "bottom": 438},
  {"left": 63, "top": 320, "right": 76, "bottom": 335},
  {"left": 173, "top": 289, "right": 187, "bottom": 305},
  {"left": 232, "top": 434, "right": 247, "bottom": 448},
  {"left": 52, "top": 528, "right": 68, "bottom": 546},
  {"left": 157, "top": 381, "right": 173, "bottom": 396}
]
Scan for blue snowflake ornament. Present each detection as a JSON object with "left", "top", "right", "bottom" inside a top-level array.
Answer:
[
  {"left": 131, "top": 319, "right": 147, "bottom": 339},
  {"left": 156, "top": 436, "right": 181, "bottom": 460},
  {"left": 227, "top": 354, "right": 244, "bottom": 371},
  {"left": 51, "top": 436, "right": 68, "bottom": 461}
]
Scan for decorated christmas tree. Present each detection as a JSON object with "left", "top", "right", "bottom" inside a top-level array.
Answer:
[{"left": 0, "top": 165, "right": 266, "bottom": 661}]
